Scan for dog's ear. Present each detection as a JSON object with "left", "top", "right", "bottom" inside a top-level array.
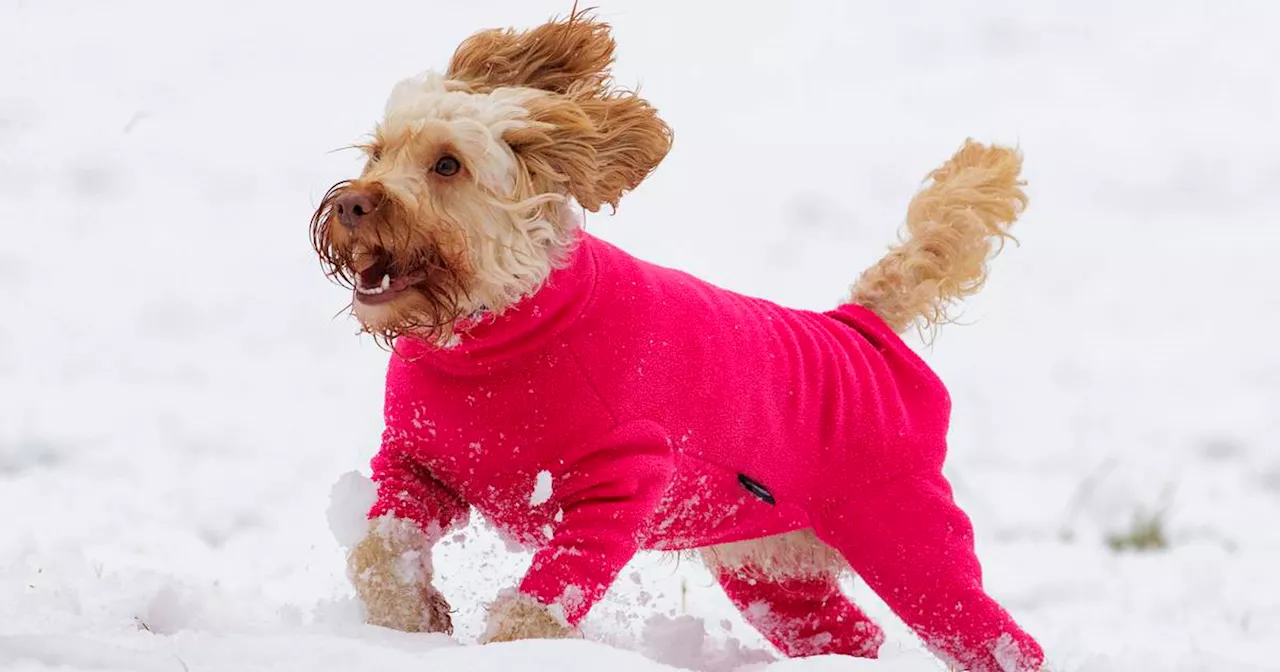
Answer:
[
  {"left": 467, "top": 13, "right": 672, "bottom": 210},
  {"left": 506, "top": 91, "right": 672, "bottom": 212},
  {"left": 504, "top": 95, "right": 600, "bottom": 209},
  {"left": 447, "top": 14, "right": 614, "bottom": 94},
  {"left": 569, "top": 86, "right": 672, "bottom": 211}
]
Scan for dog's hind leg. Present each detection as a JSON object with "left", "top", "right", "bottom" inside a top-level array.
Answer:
[
  {"left": 711, "top": 566, "right": 885, "bottom": 658},
  {"left": 700, "top": 532, "right": 884, "bottom": 658},
  {"left": 849, "top": 140, "right": 1026, "bottom": 336},
  {"left": 810, "top": 474, "right": 1045, "bottom": 671}
]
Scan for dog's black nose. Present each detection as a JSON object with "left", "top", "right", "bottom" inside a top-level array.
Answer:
[{"left": 333, "top": 190, "right": 380, "bottom": 229}]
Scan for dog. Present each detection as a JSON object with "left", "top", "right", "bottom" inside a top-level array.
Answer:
[{"left": 312, "top": 13, "right": 1045, "bottom": 672}]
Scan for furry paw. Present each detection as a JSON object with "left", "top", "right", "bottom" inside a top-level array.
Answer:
[
  {"left": 347, "top": 516, "right": 453, "bottom": 634},
  {"left": 480, "top": 591, "right": 577, "bottom": 644}
]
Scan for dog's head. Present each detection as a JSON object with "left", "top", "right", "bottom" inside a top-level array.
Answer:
[{"left": 311, "top": 14, "right": 672, "bottom": 345}]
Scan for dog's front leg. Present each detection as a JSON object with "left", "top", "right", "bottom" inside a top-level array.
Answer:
[
  {"left": 349, "top": 427, "right": 471, "bottom": 633},
  {"left": 480, "top": 421, "right": 676, "bottom": 644},
  {"left": 347, "top": 515, "right": 454, "bottom": 634}
]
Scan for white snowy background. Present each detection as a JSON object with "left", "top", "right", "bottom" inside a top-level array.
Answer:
[{"left": 2, "top": 1, "right": 1278, "bottom": 670}]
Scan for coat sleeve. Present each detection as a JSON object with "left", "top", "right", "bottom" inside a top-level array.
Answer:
[
  {"left": 368, "top": 424, "right": 470, "bottom": 541},
  {"left": 368, "top": 351, "right": 470, "bottom": 540},
  {"left": 823, "top": 473, "right": 1045, "bottom": 672},
  {"left": 518, "top": 420, "right": 674, "bottom": 625}
]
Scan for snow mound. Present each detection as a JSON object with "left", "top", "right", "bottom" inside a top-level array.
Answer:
[
  {"left": 641, "top": 614, "right": 775, "bottom": 672},
  {"left": 328, "top": 471, "right": 378, "bottom": 548}
]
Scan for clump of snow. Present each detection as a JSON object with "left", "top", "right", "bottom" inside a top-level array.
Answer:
[
  {"left": 641, "top": 614, "right": 708, "bottom": 669},
  {"left": 393, "top": 548, "right": 426, "bottom": 586},
  {"left": 141, "top": 584, "right": 197, "bottom": 635},
  {"left": 530, "top": 470, "right": 553, "bottom": 506},
  {"left": 362, "top": 514, "right": 438, "bottom": 578},
  {"left": 991, "top": 632, "right": 1035, "bottom": 672},
  {"left": 557, "top": 585, "right": 583, "bottom": 625},
  {"left": 135, "top": 581, "right": 243, "bottom": 636},
  {"left": 327, "top": 471, "right": 378, "bottom": 548},
  {"left": 311, "top": 596, "right": 366, "bottom": 627},
  {"left": 641, "top": 614, "right": 774, "bottom": 672}
]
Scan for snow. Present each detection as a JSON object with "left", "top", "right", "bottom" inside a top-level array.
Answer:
[
  {"left": 328, "top": 471, "right": 379, "bottom": 548},
  {"left": 2, "top": 1, "right": 1278, "bottom": 671},
  {"left": 531, "top": 470, "right": 554, "bottom": 507},
  {"left": 640, "top": 614, "right": 776, "bottom": 672}
]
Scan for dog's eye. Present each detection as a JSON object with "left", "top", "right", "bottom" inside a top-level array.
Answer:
[{"left": 433, "top": 155, "right": 461, "bottom": 177}]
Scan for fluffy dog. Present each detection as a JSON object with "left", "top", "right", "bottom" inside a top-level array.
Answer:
[{"left": 312, "top": 13, "right": 1044, "bottom": 672}]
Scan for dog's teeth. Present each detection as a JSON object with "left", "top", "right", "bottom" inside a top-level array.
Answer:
[{"left": 355, "top": 275, "right": 396, "bottom": 297}]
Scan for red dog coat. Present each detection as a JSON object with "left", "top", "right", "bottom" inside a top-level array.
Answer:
[{"left": 368, "top": 232, "right": 1044, "bottom": 671}]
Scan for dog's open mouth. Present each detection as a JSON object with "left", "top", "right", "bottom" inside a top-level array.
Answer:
[{"left": 352, "top": 250, "right": 426, "bottom": 305}]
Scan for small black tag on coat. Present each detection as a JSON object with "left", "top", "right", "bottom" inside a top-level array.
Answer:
[{"left": 737, "top": 473, "right": 776, "bottom": 505}]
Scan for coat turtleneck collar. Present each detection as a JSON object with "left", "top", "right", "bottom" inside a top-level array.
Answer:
[{"left": 392, "top": 233, "right": 598, "bottom": 372}]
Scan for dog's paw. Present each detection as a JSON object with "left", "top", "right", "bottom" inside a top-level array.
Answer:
[
  {"left": 420, "top": 584, "right": 455, "bottom": 634},
  {"left": 480, "top": 590, "right": 577, "bottom": 644},
  {"left": 347, "top": 516, "right": 453, "bottom": 634},
  {"left": 361, "top": 580, "right": 455, "bottom": 634}
]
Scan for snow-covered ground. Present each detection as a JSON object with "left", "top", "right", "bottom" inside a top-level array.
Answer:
[{"left": 3, "top": 1, "right": 1278, "bottom": 670}]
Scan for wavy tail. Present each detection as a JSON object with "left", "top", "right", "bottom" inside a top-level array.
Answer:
[{"left": 849, "top": 139, "right": 1027, "bottom": 337}]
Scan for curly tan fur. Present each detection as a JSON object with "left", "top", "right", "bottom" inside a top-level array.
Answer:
[
  {"left": 347, "top": 517, "right": 454, "bottom": 634},
  {"left": 700, "top": 530, "right": 845, "bottom": 577},
  {"left": 481, "top": 591, "right": 578, "bottom": 644},
  {"left": 448, "top": 11, "right": 672, "bottom": 211},
  {"left": 311, "top": 15, "right": 670, "bottom": 346},
  {"left": 850, "top": 140, "right": 1026, "bottom": 338},
  {"left": 447, "top": 9, "right": 613, "bottom": 96},
  {"left": 566, "top": 85, "right": 672, "bottom": 212}
]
